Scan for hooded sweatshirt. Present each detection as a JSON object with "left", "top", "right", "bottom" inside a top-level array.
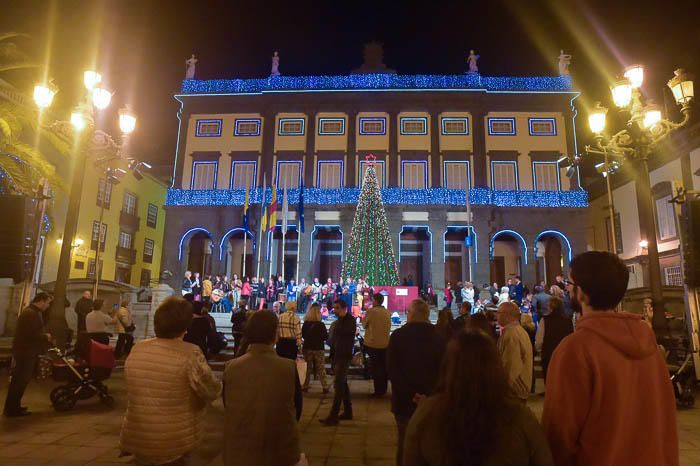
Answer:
[{"left": 542, "top": 311, "right": 678, "bottom": 466}]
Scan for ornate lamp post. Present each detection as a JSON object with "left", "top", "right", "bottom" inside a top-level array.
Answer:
[{"left": 586, "top": 66, "right": 694, "bottom": 334}]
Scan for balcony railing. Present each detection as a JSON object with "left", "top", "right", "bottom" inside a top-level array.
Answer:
[
  {"left": 119, "top": 210, "right": 140, "bottom": 231},
  {"left": 115, "top": 246, "right": 137, "bottom": 265},
  {"left": 165, "top": 187, "right": 588, "bottom": 208}
]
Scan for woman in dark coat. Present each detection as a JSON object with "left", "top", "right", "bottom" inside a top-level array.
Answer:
[
  {"left": 184, "top": 301, "right": 218, "bottom": 358},
  {"left": 535, "top": 296, "right": 574, "bottom": 382}
]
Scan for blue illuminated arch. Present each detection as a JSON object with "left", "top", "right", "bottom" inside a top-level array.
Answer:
[
  {"left": 310, "top": 225, "right": 344, "bottom": 261},
  {"left": 219, "top": 228, "right": 256, "bottom": 261},
  {"left": 489, "top": 229, "right": 528, "bottom": 264},
  {"left": 534, "top": 230, "right": 573, "bottom": 263},
  {"left": 443, "top": 226, "right": 478, "bottom": 264},
  {"left": 178, "top": 227, "right": 214, "bottom": 261},
  {"left": 399, "top": 225, "right": 433, "bottom": 263}
]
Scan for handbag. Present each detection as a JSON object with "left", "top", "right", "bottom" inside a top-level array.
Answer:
[
  {"left": 125, "top": 323, "right": 136, "bottom": 333},
  {"left": 296, "top": 358, "right": 307, "bottom": 385}
]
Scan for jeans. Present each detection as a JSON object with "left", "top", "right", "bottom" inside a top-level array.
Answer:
[
  {"left": 365, "top": 346, "right": 388, "bottom": 395},
  {"left": 4, "top": 354, "right": 37, "bottom": 414},
  {"left": 394, "top": 414, "right": 411, "bottom": 466},
  {"left": 329, "top": 359, "right": 352, "bottom": 417},
  {"left": 303, "top": 349, "right": 329, "bottom": 390},
  {"left": 115, "top": 333, "right": 134, "bottom": 358}
]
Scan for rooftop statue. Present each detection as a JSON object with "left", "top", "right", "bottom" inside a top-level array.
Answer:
[
  {"left": 351, "top": 42, "right": 396, "bottom": 75},
  {"left": 185, "top": 54, "right": 197, "bottom": 79},
  {"left": 467, "top": 50, "right": 480, "bottom": 73},
  {"left": 558, "top": 50, "right": 572, "bottom": 76},
  {"left": 271, "top": 51, "right": 280, "bottom": 77}
]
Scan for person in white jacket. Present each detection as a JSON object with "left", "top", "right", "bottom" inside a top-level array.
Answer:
[{"left": 460, "top": 282, "right": 475, "bottom": 310}]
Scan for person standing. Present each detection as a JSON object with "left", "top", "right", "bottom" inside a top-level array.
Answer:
[
  {"left": 230, "top": 300, "right": 248, "bottom": 353},
  {"left": 182, "top": 271, "right": 194, "bottom": 296},
  {"left": 223, "top": 311, "right": 303, "bottom": 466},
  {"left": 201, "top": 275, "right": 213, "bottom": 303},
  {"left": 241, "top": 277, "right": 252, "bottom": 306},
  {"left": 249, "top": 277, "right": 258, "bottom": 310},
  {"left": 453, "top": 302, "right": 472, "bottom": 331},
  {"left": 403, "top": 330, "right": 554, "bottom": 466},
  {"left": 120, "top": 297, "right": 221, "bottom": 465},
  {"left": 363, "top": 293, "right": 391, "bottom": 396},
  {"left": 85, "top": 299, "right": 116, "bottom": 346},
  {"left": 74, "top": 290, "right": 93, "bottom": 334},
  {"left": 535, "top": 296, "right": 573, "bottom": 382},
  {"left": 191, "top": 272, "right": 202, "bottom": 299},
  {"left": 496, "top": 302, "right": 533, "bottom": 403},
  {"left": 510, "top": 276, "right": 524, "bottom": 304},
  {"left": 320, "top": 299, "right": 357, "bottom": 426},
  {"left": 301, "top": 304, "right": 329, "bottom": 393},
  {"left": 531, "top": 285, "right": 552, "bottom": 322},
  {"left": 543, "top": 251, "right": 678, "bottom": 466},
  {"left": 443, "top": 282, "right": 453, "bottom": 309},
  {"left": 387, "top": 299, "right": 446, "bottom": 466},
  {"left": 277, "top": 301, "right": 302, "bottom": 360},
  {"left": 3, "top": 293, "right": 53, "bottom": 417},
  {"left": 115, "top": 298, "right": 135, "bottom": 359}
]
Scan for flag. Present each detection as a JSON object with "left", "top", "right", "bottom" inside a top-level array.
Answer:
[
  {"left": 269, "top": 182, "right": 278, "bottom": 232},
  {"left": 260, "top": 173, "right": 268, "bottom": 232},
  {"left": 298, "top": 178, "right": 305, "bottom": 233},
  {"left": 242, "top": 180, "right": 250, "bottom": 232},
  {"left": 282, "top": 186, "right": 288, "bottom": 234}
]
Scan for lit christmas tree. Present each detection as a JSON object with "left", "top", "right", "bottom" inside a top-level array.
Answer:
[{"left": 341, "top": 155, "right": 400, "bottom": 286}]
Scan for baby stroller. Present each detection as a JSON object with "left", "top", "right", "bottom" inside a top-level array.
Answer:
[{"left": 48, "top": 339, "right": 116, "bottom": 411}]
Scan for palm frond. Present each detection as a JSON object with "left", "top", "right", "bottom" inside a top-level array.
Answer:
[{"left": 0, "top": 33, "right": 31, "bottom": 43}]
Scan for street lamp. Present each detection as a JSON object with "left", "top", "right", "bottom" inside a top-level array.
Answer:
[
  {"left": 33, "top": 82, "right": 57, "bottom": 109},
  {"left": 119, "top": 105, "right": 137, "bottom": 135},
  {"left": 586, "top": 64, "right": 694, "bottom": 336},
  {"left": 83, "top": 70, "right": 102, "bottom": 90}
]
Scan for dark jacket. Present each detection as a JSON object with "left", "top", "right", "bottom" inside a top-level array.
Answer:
[
  {"left": 541, "top": 313, "right": 574, "bottom": 361},
  {"left": 387, "top": 321, "right": 446, "bottom": 417},
  {"left": 184, "top": 315, "right": 219, "bottom": 357},
  {"left": 230, "top": 308, "right": 247, "bottom": 335},
  {"left": 329, "top": 312, "right": 356, "bottom": 362},
  {"left": 74, "top": 297, "right": 93, "bottom": 333},
  {"left": 531, "top": 292, "right": 551, "bottom": 320},
  {"left": 13, "top": 304, "right": 50, "bottom": 356},
  {"left": 302, "top": 320, "right": 328, "bottom": 351}
]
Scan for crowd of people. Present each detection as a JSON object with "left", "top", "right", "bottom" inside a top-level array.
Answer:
[{"left": 4, "top": 251, "right": 680, "bottom": 466}]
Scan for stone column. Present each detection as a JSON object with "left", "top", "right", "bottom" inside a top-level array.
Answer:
[
  {"left": 472, "top": 215, "right": 492, "bottom": 287},
  {"left": 429, "top": 210, "right": 447, "bottom": 289},
  {"left": 388, "top": 110, "right": 399, "bottom": 187},
  {"left": 148, "top": 284, "right": 175, "bottom": 338},
  {"left": 471, "top": 109, "right": 488, "bottom": 188},
  {"left": 346, "top": 111, "right": 358, "bottom": 187}
]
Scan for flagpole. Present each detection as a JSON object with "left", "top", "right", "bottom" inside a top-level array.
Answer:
[
  {"left": 296, "top": 218, "right": 301, "bottom": 281},
  {"left": 466, "top": 186, "right": 472, "bottom": 282},
  {"left": 256, "top": 222, "right": 263, "bottom": 279},
  {"left": 282, "top": 228, "right": 286, "bottom": 280}
]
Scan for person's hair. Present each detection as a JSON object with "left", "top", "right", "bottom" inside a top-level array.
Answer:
[
  {"left": 534, "top": 285, "right": 544, "bottom": 294},
  {"left": 434, "top": 330, "right": 514, "bottom": 465},
  {"left": 32, "top": 292, "right": 52, "bottom": 304},
  {"left": 466, "top": 312, "right": 493, "bottom": 338},
  {"left": 333, "top": 299, "right": 347, "bottom": 309},
  {"left": 571, "top": 251, "right": 628, "bottom": 310},
  {"left": 436, "top": 308, "right": 454, "bottom": 337},
  {"left": 515, "top": 275, "right": 521, "bottom": 281},
  {"left": 182, "top": 293, "right": 195, "bottom": 303},
  {"left": 498, "top": 301, "right": 520, "bottom": 320},
  {"left": 550, "top": 286, "right": 564, "bottom": 299},
  {"left": 305, "top": 303, "right": 322, "bottom": 322},
  {"left": 548, "top": 296, "right": 564, "bottom": 317},
  {"left": 460, "top": 301, "right": 472, "bottom": 315},
  {"left": 154, "top": 297, "right": 193, "bottom": 338},
  {"left": 93, "top": 299, "right": 104, "bottom": 311},
  {"left": 243, "top": 311, "right": 278, "bottom": 345},
  {"left": 285, "top": 301, "right": 297, "bottom": 313},
  {"left": 120, "top": 298, "right": 130, "bottom": 307},
  {"left": 192, "top": 301, "right": 205, "bottom": 315},
  {"left": 372, "top": 293, "right": 384, "bottom": 305},
  {"left": 491, "top": 294, "right": 499, "bottom": 305},
  {"left": 408, "top": 299, "right": 430, "bottom": 321}
]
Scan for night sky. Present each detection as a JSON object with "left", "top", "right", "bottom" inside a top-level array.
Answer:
[{"left": 2, "top": 0, "right": 699, "bottom": 181}]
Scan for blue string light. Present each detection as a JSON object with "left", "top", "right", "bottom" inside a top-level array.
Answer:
[
  {"left": 181, "top": 74, "right": 573, "bottom": 94},
  {"left": 166, "top": 187, "right": 588, "bottom": 208}
]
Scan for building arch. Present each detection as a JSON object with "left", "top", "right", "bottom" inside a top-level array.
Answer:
[
  {"left": 218, "top": 228, "right": 256, "bottom": 261},
  {"left": 489, "top": 229, "right": 528, "bottom": 264},
  {"left": 178, "top": 227, "right": 214, "bottom": 261}
]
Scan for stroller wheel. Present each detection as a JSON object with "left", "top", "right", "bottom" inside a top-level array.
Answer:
[
  {"left": 100, "top": 394, "right": 115, "bottom": 408},
  {"left": 52, "top": 387, "right": 77, "bottom": 411}
]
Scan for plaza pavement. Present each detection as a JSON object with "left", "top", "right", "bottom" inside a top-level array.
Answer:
[{"left": 1, "top": 370, "right": 700, "bottom": 466}]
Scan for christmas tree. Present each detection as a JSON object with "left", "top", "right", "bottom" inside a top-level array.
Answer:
[{"left": 341, "top": 156, "right": 400, "bottom": 286}]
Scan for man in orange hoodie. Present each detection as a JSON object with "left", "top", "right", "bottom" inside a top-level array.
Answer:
[{"left": 542, "top": 251, "right": 678, "bottom": 466}]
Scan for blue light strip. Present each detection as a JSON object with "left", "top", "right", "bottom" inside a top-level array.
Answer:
[
  {"left": 234, "top": 118, "right": 262, "bottom": 136},
  {"left": 400, "top": 117, "right": 428, "bottom": 135},
  {"left": 528, "top": 117, "right": 557, "bottom": 136},
  {"left": 490, "top": 161, "right": 519, "bottom": 190},
  {"left": 310, "top": 225, "right": 344, "bottom": 261},
  {"left": 487, "top": 117, "right": 516, "bottom": 136},
  {"left": 276, "top": 160, "right": 303, "bottom": 188},
  {"left": 490, "top": 229, "right": 528, "bottom": 265},
  {"left": 401, "top": 160, "right": 429, "bottom": 188},
  {"left": 441, "top": 117, "right": 470, "bottom": 135},
  {"left": 534, "top": 230, "right": 573, "bottom": 263},
  {"left": 532, "top": 161, "right": 561, "bottom": 191},
  {"left": 218, "top": 228, "right": 256, "bottom": 261},
  {"left": 359, "top": 117, "right": 386, "bottom": 135},
  {"left": 195, "top": 119, "right": 222, "bottom": 137},
  {"left": 231, "top": 161, "right": 257, "bottom": 189},
  {"left": 278, "top": 118, "right": 305, "bottom": 136},
  {"left": 316, "top": 160, "right": 344, "bottom": 188},
  {"left": 318, "top": 118, "right": 346, "bottom": 135},
  {"left": 399, "top": 225, "right": 433, "bottom": 263},
  {"left": 443, "top": 161, "right": 471, "bottom": 189},
  {"left": 166, "top": 187, "right": 588, "bottom": 208},
  {"left": 178, "top": 227, "right": 213, "bottom": 261},
  {"left": 181, "top": 74, "right": 573, "bottom": 94}
]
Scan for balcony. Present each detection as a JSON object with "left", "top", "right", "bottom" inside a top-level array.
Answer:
[
  {"left": 119, "top": 210, "right": 140, "bottom": 232},
  {"left": 115, "top": 246, "right": 137, "bottom": 265}
]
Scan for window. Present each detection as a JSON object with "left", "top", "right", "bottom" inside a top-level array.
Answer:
[
  {"left": 359, "top": 117, "right": 386, "bottom": 135},
  {"left": 234, "top": 119, "right": 261, "bottom": 136},
  {"left": 91, "top": 221, "right": 107, "bottom": 251},
  {"left": 231, "top": 162, "right": 257, "bottom": 189},
  {"left": 359, "top": 160, "right": 385, "bottom": 188},
  {"left": 118, "top": 231, "right": 132, "bottom": 249},
  {"left": 143, "top": 238, "right": 154, "bottom": 263},
  {"left": 317, "top": 161, "right": 343, "bottom": 188},
  {"left": 533, "top": 162, "right": 560, "bottom": 191},
  {"left": 97, "top": 178, "right": 112, "bottom": 208},
  {"left": 529, "top": 118, "right": 557, "bottom": 136},
  {"left": 87, "top": 259, "right": 103, "bottom": 279},
  {"left": 491, "top": 162, "right": 518, "bottom": 190},
  {"left": 191, "top": 161, "right": 218, "bottom": 189},
  {"left": 278, "top": 118, "right": 305, "bottom": 135},
  {"left": 277, "top": 161, "right": 301, "bottom": 189},
  {"left": 444, "top": 162, "right": 470, "bottom": 189},
  {"left": 400, "top": 117, "right": 427, "bottom": 135},
  {"left": 146, "top": 203, "right": 158, "bottom": 228},
  {"left": 402, "top": 161, "right": 427, "bottom": 189},
  {"left": 123, "top": 192, "right": 137, "bottom": 215},
  {"left": 664, "top": 265, "right": 683, "bottom": 286},
  {"left": 441, "top": 117, "right": 469, "bottom": 135},
  {"left": 605, "top": 213, "right": 624, "bottom": 254},
  {"left": 140, "top": 268, "right": 152, "bottom": 288},
  {"left": 195, "top": 119, "right": 222, "bottom": 137},
  {"left": 319, "top": 118, "right": 345, "bottom": 135},
  {"left": 488, "top": 117, "right": 516, "bottom": 135},
  {"left": 74, "top": 261, "right": 85, "bottom": 270},
  {"left": 656, "top": 194, "right": 677, "bottom": 240}
]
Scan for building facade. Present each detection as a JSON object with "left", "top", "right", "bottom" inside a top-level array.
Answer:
[{"left": 164, "top": 73, "right": 589, "bottom": 290}]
